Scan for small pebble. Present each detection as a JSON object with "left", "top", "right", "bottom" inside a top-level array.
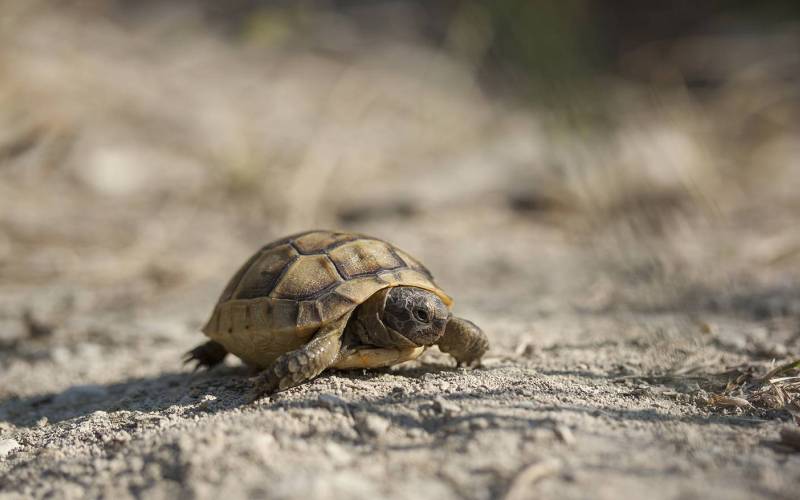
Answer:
[
  {"left": 406, "top": 428, "right": 426, "bottom": 439},
  {"left": 0, "top": 439, "right": 20, "bottom": 458},
  {"left": 432, "top": 397, "right": 460, "bottom": 416},
  {"left": 355, "top": 414, "right": 390, "bottom": 437},
  {"left": 469, "top": 418, "right": 490, "bottom": 430},
  {"left": 197, "top": 395, "right": 217, "bottom": 410}
]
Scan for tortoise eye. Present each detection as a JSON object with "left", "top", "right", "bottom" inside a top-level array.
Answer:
[{"left": 414, "top": 307, "right": 430, "bottom": 323}]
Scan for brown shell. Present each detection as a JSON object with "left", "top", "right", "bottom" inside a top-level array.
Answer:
[{"left": 202, "top": 230, "right": 452, "bottom": 367}]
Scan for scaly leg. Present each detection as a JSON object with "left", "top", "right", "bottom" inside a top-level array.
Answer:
[
  {"left": 251, "top": 315, "right": 348, "bottom": 399},
  {"left": 184, "top": 340, "right": 228, "bottom": 370},
  {"left": 437, "top": 316, "right": 488, "bottom": 367}
]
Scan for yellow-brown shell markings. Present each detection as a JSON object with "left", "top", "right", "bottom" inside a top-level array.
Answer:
[{"left": 201, "top": 230, "right": 451, "bottom": 368}]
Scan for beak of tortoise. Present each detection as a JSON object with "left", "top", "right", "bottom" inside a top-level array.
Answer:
[{"left": 433, "top": 313, "right": 452, "bottom": 342}]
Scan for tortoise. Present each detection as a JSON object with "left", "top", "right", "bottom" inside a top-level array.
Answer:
[{"left": 185, "top": 230, "right": 488, "bottom": 398}]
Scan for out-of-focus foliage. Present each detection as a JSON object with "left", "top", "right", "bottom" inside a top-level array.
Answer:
[
  {"left": 0, "top": 0, "right": 798, "bottom": 295},
  {"left": 469, "top": 1, "right": 800, "bottom": 88}
]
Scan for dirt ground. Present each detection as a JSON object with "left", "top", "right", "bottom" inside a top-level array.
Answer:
[{"left": 1, "top": 3, "right": 800, "bottom": 499}]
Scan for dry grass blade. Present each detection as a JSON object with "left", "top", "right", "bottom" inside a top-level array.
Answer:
[
  {"left": 708, "top": 395, "right": 753, "bottom": 408},
  {"left": 703, "top": 359, "right": 800, "bottom": 415},
  {"left": 768, "top": 376, "right": 800, "bottom": 384},
  {"left": 761, "top": 359, "right": 800, "bottom": 382},
  {"left": 749, "top": 384, "right": 786, "bottom": 410}
]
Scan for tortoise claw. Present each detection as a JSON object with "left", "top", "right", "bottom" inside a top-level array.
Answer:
[
  {"left": 184, "top": 340, "right": 228, "bottom": 371},
  {"left": 247, "top": 388, "right": 270, "bottom": 403},
  {"left": 249, "top": 371, "right": 281, "bottom": 401},
  {"left": 457, "top": 358, "right": 483, "bottom": 369},
  {"left": 438, "top": 317, "right": 489, "bottom": 367}
]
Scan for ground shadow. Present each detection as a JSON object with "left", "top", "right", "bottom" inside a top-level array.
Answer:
[
  {"left": 0, "top": 365, "right": 252, "bottom": 427},
  {"left": 1, "top": 362, "right": 785, "bottom": 431},
  {"left": 0, "top": 361, "right": 468, "bottom": 428},
  {"left": 266, "top": 370, "right": 781, "bottom": 432}
]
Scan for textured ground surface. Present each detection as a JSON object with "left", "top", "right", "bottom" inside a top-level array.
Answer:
[
  {"left": 2, "top": 213, "right": 799, "bottom": 500},
  {"left": 1, "top": 3, "right": 800, "bottom": 499}
]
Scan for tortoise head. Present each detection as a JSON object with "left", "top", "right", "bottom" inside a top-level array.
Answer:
[{"left": 382, "top": 287, "right": 449, "bottom": 346}]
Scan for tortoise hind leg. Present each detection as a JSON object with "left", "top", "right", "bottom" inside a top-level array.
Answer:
[
  {"left": 250, "top": 315, "right": 349, "bottom": 400},
  {"left": 184, "top": 340, "right": 228, "bottom": 371}
]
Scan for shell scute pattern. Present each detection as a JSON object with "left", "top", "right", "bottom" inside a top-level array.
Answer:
[
  {"left": 217, "top": 249, "right": 265, "bottom": 303},
  {"left": 268, "top": 299, "right": 300, "bottom": 331},
  {"left": 199, "top": 230, "right": 462, "bottom": 368},
  {"left": 204, "top": 231, "right": 449, "bottom": 346},
  {"left": 235, "top": 243, "right": 298, "bottom": 300},
  {"left": 270, "top": 254, "right": 342, "bottom": 300},
  {"left": 228, "top": 230, "right": 431, "bottom": 302},
  {"left": 333, "top": 277, "right": 386, "bottom": 303},
  {"left": 328, "top": 239, "right": 405, "bottom": 279},
  {"left": 393, "top": 248, "right": 433, "bottom": 278},
  {"left": 292, "top": 231, "right": 358, "bottom": 254},
  {"left": 297, "top": 300, "right": 323, "bottom": 329},
  {"left": 317, "top": 291, "right": 359, "bottom": 323}
]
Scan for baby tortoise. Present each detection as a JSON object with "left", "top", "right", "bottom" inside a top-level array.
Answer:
[{"left": 186, "top": 230, "right": 488, "bottom": 398}]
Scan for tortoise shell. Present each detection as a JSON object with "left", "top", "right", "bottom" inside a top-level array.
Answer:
[{"left": 202, "top": 230, "right": 452, "bottom": 368}]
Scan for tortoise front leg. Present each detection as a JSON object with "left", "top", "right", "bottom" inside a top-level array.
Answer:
[
  {"left": 251, "top": 316, "right": 348, "bottom": 399},
  {"left": 437, "top": 316, "right": 489, "bottom": 367}
]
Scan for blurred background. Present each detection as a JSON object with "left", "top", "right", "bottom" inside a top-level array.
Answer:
[
  {"left": 1, "top": 0, "right": 799, "bottom": 379},
  {"left": 1, "top": 3, "right": 800, "bottom": 498}
]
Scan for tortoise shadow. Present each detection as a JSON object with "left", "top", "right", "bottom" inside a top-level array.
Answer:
[
  {"left": 0, "top": 365, "right": 253, "bottom": 427},
  {"left": 0, "top": 361, "right": 781, "bottom": 431},
  {"left": 267, "top": 365, "right": 777, "bottom": 432},
  {"left": 0, "top": 361, "right": 463, "bottom": 428}
]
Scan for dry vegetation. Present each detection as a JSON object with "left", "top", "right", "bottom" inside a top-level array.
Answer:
[{"left": 1, "top": 1, "right": 799, "bottom": 498}]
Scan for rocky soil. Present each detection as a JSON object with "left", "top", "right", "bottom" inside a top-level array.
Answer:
[{"left": 1, "top": 3, "right": 799, "bottom": 499}]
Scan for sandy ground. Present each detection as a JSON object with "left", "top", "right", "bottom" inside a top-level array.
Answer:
[{"left": 1, "top": 3, "right": 800, "bottom": 499}]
